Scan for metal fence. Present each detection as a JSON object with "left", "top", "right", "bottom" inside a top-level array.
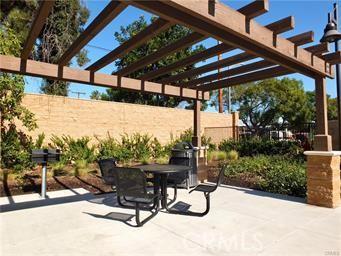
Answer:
[{"left": 204, "top": 123, "right": 316, "bottom": 149}]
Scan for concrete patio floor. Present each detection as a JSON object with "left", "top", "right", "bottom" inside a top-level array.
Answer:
[{"left": 1, "top": 185, "right": 340, "bottom": 256}]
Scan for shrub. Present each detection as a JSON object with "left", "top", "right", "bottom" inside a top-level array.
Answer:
[
  {"left": 96, "top": 134, "right": 134, "bottom": 163},
  {"left": 50, "top": 135, "right": 96, "bottom": 164},
  {"left": 207, "top": 151, "right": 227, "bottom": 162},
  {"left": 223, "top": 155, "right": 306, "bottom": 197},
  {"left": 226, "top": 150, "right": 239, "bottom": 161},
  {"left": 219, "top": 138, "right": 303, "bottom": 157}
]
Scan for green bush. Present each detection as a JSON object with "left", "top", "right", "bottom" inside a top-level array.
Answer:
[
  {"left": 226, "top": 150, "right": 239, "bottom": 161},
  {"left": 223, "top": 155, "right": 306, "bottom": 197},
  {"left": 207, "top": 151, "right": 227, "bottom": 162},
  {"left": 219, "top": 138, "right": 303, "bottom": 157},
  {"left": 50, "top": 135, "right": 96, "bottom": 164},
  {"left": 96, "top": 134, "right": 133, "bottom": 163}
]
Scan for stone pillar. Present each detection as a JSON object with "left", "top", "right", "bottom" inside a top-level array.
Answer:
[
  {"left": 314, "top": 77, "right": 332, "bottom": 151},
  {"left": 192, "top": 100, "right": 201, "bottom": 148},
  {"left": 304, "top": 151, "right": 341, "bottom": 208}
]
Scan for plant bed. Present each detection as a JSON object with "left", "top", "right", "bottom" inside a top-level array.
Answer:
[{"left": 207, "top": 155, "right": 307, "bottom": 198}]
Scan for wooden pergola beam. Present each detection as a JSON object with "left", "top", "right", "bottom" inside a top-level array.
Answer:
[
  {"left": 265, "top": 16, "right": 294, "bottom": 35},
  {"left": 184, "top": 60, "right": 275, "bottom": 88},
  {"left": 114, "top": 32, "right": 206, "bottom": 76},
  {"left": 129, "top": 0, "right": 331, "bottom": 78},
  {"left": 58, "top": 1, "right": 127, "bottom": 66},
  {"left": 287, "top": 31, "right": 314, "bottom": 46},
  {"left": 197, "top": 65, "right": 292, "bottom": 91},
  {"left": 238, "top": 0, "right": 269, "bottom": 19},
  {"left": 158, "top": 31, "right": 313, "bottom": 85},
  {"left": 158, "top": 52, "right": 256, "bottom": 84},
  {"left": 0, "top": 55, "right": 208, "bottom": 100},
  {"left": 305, "top": 43, "right": 329, "bottom": 56},
  {"left": 185, "top": 39, "right": 329, "bottom": 89},
  {"left": 321, "top": 51, "right": 341, "bottom": 65},
  {"left": 140, "top": 16, "right": 295, "bottom": 82},
  {"left": 86, "top": 18, "right": 172, "bottom": 72},
  {"left": 139, "top": 43, "right": 234, "bottom": 81},
  {"left": 21, "top": 0, "right": 55, "bottom": 60}
]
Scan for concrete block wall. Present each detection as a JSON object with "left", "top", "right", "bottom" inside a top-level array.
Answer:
[{"left": 19, "top": 94, "right": 236, "bottom": 144}]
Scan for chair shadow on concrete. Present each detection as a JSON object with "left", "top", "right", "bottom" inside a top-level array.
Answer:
[{"left": 83, "top": 211, "right": 137, "bottom": 227}]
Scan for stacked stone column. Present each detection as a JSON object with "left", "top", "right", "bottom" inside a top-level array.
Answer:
[{"left": 305, "top": 151, "right": 341, "bottom": 208}]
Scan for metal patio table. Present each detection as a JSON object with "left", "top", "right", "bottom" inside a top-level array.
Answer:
[{"left": 138, "top": 164, "right": 191, "bottom": 210}]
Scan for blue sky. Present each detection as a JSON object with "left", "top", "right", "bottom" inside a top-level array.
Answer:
[{"left": 25, "top": 0, "right": 339, "bottom": 110}]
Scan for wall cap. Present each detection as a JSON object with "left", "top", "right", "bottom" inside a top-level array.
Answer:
[{"left": 304, "top": 151, "right": 341, "bottom": 156}]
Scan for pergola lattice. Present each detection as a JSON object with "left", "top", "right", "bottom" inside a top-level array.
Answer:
[{"left": 1, "top": 0, "right": 341, "bottom": 150}]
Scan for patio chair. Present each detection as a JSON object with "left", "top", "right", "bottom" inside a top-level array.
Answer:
[
  {"left": 170, "top": 167, "right": 225, "bottom": 217},
  {"left": 98, "top": 158, "right": 118, "bottom": 188},
  {"left": 98, "top": 158, "right": 153, "bottom": 209},
  {"left": 167, "top": 157, "right": 190, "bottom": 203},
  {"left": 114, "top": 167, "right": 160, "bottom": 227}
]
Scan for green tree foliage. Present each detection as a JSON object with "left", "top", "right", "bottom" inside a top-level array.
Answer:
[
  {"left": 1, "top": 0, "right": 90, "bottom": 96},
  {"left": 232, "top": 78, "right": 312, "bottom": 133},
  {"left": 0, "top": 28, "right": 38, "bottom": 170},
  {"left": 93, "top": 16, "right": 205, "bottom": 108},
  {"left": 305, "top": 91, "right": 338, "bottom": 121}
]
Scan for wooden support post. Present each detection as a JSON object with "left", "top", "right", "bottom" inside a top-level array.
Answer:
[
  {"left": 192, "top": 100, "right": 201, "bottom": 148},
  {"left": 314, "top": 76, "right": 332, "bottom": 151}
]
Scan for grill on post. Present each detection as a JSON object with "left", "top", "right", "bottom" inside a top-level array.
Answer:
[
  {"left": 31, "top": 149, "right": 61, "bottom": 198},
  {"left": 169, "top": 142, "right": 198, "bottom": 188}
]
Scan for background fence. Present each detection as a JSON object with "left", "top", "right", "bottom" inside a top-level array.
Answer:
[{"left": 205, "top": 123, "right": 316, "bottom": 150}]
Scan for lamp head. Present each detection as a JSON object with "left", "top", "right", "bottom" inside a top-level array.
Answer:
[{"left": 320, "top": 21, "right": 341, "bottom": 43}]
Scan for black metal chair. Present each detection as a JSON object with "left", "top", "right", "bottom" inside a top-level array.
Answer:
[
  {"left": 114, "top": 167, "right": 160, "bottom": 227},
  {"left": 167, "top": 157, "right": 190, "bottom": 204},
  {"left": 98, "top": 158, "right": 118, "bottom": 188},
  {"left": 170, "top": 166, "right": 225, "bottom": 216}
]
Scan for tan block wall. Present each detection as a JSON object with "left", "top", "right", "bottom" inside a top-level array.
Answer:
[
  {"left": 19, "top": 94, "right": 235, "bottom": 144},
  {"left": 306, "top": 155, "right": 341, "bottom": 208},
  {"left": 328, "top": 120, "right": 340, "bottom": 150}
]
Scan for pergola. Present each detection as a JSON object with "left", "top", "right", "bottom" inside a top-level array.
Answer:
[{"left": 1, "top": 0, "right": 341, "bottom": 151}]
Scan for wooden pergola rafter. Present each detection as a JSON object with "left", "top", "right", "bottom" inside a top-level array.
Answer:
[{"left": 1, "top": 0, "right": 341, "bottom": 150}]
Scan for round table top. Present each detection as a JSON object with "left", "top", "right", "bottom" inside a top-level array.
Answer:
[{"left": 137, "top": 164, "right": 191, "bottom": 174}]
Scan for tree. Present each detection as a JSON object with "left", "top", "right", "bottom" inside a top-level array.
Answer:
[
  {"left": 1, "top": 0, "right": 90, "bottom": 96},
  {"left": 0, "top": 27, "right": 38, "bottom": 170},
  {"left": 305, "top": 91, "right": 338, "bottom": 120},
  {"left": 232, "top": 78, "right": 312, "bottom": 134},
  {"left": 94, "top": 16, "right": 206, "bottom": 108}
]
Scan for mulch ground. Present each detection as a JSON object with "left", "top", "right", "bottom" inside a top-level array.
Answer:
[
  {"left": 0, "top": 172, "right": 114, "bottom": 197},
  {"left": 1, "top": 161, "right": 259, "bottom": 198}
]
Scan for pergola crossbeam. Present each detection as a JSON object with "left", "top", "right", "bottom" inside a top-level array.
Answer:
[
  {"left": 305, "top": 43, "right": 329, "bottom": 56},
  {"left": 321, "top": 51, "right": 341, "bottom": 65},
  {"left": 129, "top": 0, "right": 331, "bottom": 78},
  {"left": 158, "top": 52, "right": 256, "bottom": 84},
  {"left": 86, "top": 18, "right": 173, "bottom": 72},
  {"left": 197, "top": 65, "right": 291, "bottom": 91},
  {"left": 140, "top": 16, "right": 296, "bottom": 82},
  {"left": 265, "top": 16, "right": 294, "bottom": 35},
  {"left": 21, "top": 0, "right": 55, "bottom": 60},
  {"left": 114, "top": 32, "right": 206, "bottom": 76},
  {"left": 287, "top": 31, "right": 314, "bottom": 46},
  {"left": 58, "top": 1, "right": 127, "bottom": 66},
  {"left": 238, "top": 0, "right": 269, "bottom": 19},
  {"left": 0, "top": 55, "right": 208, "bottom": 100},
  {"left": 185, "top": 60, "right": 275, "bottom": 88},
  {"left": 139, "top": 43, "right": 234, "bottom": 81},
  {"left": 184, "top": 40, "right": 325, "bottom": 89},
  {"left": 159, "top": 31, "right": 314, "bottom": 85}
]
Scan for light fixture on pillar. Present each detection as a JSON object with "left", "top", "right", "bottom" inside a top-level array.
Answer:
[
  {"left": 320, "top": 3, "right": 341, "bottom": 150},
  {"left": 320, "top": 20, "right": 341, "bottom": 43}
]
